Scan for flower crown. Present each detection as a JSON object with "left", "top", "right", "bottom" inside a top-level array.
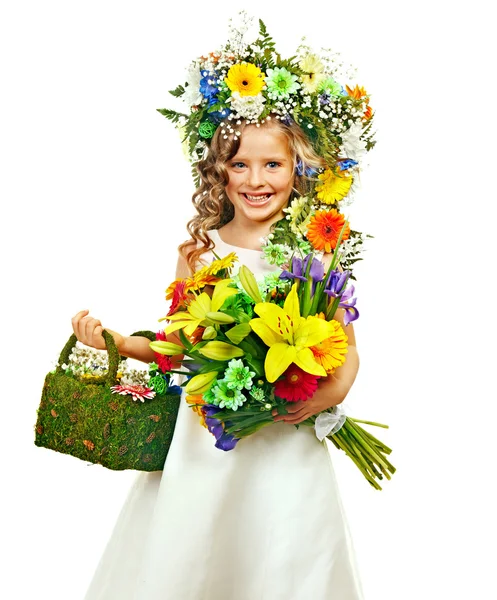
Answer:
[
  {"left": 158, "top": 12, "right": 376, "bottom": 276},
  {"left": 158, "top": 13, "right": 375, "bottom": 178}
]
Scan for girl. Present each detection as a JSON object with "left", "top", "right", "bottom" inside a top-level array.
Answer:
[{"left": 73, "top": 114, "right": 363, "bottom": 599}]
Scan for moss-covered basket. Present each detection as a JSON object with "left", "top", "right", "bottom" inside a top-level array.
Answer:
[{"left": 34, "top": 330, "right": 181, "bottom": 471}]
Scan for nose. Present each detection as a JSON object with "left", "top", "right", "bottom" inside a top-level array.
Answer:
[{"left": 246, "top": 167, "right": 266, "bottom": 188}]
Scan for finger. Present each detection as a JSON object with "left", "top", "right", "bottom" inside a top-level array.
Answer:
[
  {"left": 283, "top": 414, "right": 310, "bottom": 425},
  {"left": 275, "top": 408, "right": 307, "bottom": 422},
  {"left": 285, "top": 402, "right": 307, "bottom": 414},
  {"left": 83, "top": 317, "right": 102, "bottom": 342},
  {"left": 71, "top": 309, "right": 89, "bottom": 335}
]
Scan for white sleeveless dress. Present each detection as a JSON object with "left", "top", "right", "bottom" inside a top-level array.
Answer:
[{"left": 84, "top": 229, "right": 364, "bottom": 600}]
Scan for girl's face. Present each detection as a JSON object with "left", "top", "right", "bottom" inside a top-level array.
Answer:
[{"left": 225, "top": 124, "right": 295, "bottom": 227}]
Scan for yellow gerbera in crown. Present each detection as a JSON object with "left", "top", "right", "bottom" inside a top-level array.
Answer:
[
  {"left": 225, "top": 63, "right": 265, "bottom": 97},
  {"left": 315, "top": 169, "right": 353, "bottom": 204}
]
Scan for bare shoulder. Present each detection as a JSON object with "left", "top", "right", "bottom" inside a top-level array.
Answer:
[
  {"left": 321, "top": 251, "right": 343, "bottom": 273},
  {"left": 175, "top": 239, "right": 196, "bottom": 279}
]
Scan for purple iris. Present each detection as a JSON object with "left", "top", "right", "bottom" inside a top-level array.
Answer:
[
  {"left": 324, "top": 269, "right": 359, "bottom": 325},
  {"left": 202, "top": 405, "right": 240, "bottom": 451},
  {"left": 200, "top": 70, "right": 219, "bottom": 100},
  {"left": 215, "top": 432, "right": 239, "bottom": 451},
  {"left": 339, "top": 285, "right": 359, "bottom": 326},
  {"left": 325, "top": 269, "right": 351, "bottom": 298},
  {"left": 280, "top": 254, "right": 325, "bottom": 295}
]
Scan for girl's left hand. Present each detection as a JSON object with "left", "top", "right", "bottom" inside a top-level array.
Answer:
[{"left": 272, "top": 375, "right": 348, "bottom": 425}]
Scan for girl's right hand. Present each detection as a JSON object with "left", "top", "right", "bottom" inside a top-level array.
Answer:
[{"left": 71, "top": 309, "right": 125, "bottom": 353}]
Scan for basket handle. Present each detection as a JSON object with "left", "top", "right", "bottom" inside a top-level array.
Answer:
[{"left": 56, "top": 329, "right": 158, "bottom": 385}]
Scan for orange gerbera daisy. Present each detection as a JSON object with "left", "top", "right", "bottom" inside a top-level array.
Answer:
[
  {"left": 186, "top": 394, "right": 207, "bottom": 428},
  {"left": 309, "top": 313, "right": 348, "bottom": 374},
  {"left": 307, "top": 209, "right": 350, "bottom": 253},
  {"left": 346, "top": 85, "right": 373, "bottom": 121}
]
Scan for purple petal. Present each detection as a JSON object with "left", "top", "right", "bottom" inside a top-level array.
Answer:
[
  {"left": 309, "top": 258, "right": 325, "bottom": 282},
  {"left": 215, "top": 432, "right": 240, "bottom": 451},
  {"left": 280, "top": 270, "right": 307, "bottom": 282},
  {"left": 205, "top": 417, "right": 224, "bottom": 439},
  {"left": 291, "top": 256, "right": 304, "bottom": 277},
  {"left": 343, "top": 307, "right": 359, "bottom": 326}
]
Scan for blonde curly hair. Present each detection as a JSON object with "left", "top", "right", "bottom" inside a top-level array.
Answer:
[{"left": 179, "top": 116, "right": 326, "bottom": 274}]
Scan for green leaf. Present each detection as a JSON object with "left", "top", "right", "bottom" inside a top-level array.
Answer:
[{"left": 169, "top": 84, "right": 186, "bottom": 98}]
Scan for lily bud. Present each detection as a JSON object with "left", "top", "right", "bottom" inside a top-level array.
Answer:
[
  {"left": 149, "top": 340, "right": 184, "bottom": 355},
  {"left": 184, "top": 370, "right": 218, "bottom": 394},
  {"left": 202, "top": 326, "right": 217, "bottom": 340},
  {"left": 198, "top": 341, "right": 244, "bottom": 360},
  {"left": 239, "top": 265, "right": 263, "bottom": 304},
  {"left": 206, "top": 311, "right": 235, "bottom": 324}
]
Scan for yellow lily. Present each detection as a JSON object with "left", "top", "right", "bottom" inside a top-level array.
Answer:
[
  {"left": 164, "top": 279, "right": 238, "bottom": 336},
  {"left": 249, "top": 283, "right": 335, "bottom": 383}
]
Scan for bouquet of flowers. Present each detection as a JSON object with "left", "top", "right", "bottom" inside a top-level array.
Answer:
[{"left": 151, "top": 246, "right": 395, "bottom": 490}]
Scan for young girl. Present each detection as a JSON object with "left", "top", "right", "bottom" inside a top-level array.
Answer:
[{"left": 73, "top": 115, "right": 363, "bottom": 599}]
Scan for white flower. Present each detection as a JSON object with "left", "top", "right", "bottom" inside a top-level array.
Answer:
[
  {"left": 339, "top": 122, "right": 367, "bottom": 161},
  {"left": 183, "top": 65, "right": 203, "bottom": 107},
  {"left": 228, "top": 92, "right": 266, "bottom": 120}
]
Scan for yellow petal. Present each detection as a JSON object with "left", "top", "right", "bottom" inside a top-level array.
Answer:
[
  {"left": 283, "top": 283, "right": 301, "bottom": 328},
  {"left": 211, "top": 279, "right": 238, "bottom": 312},
  {"left": 294, "top": 347, "right": 327, "bottom": 377},
  {"left": 265, "top": 343, "right": 297, "bottom": 383},
  {"left": 166, "top": 312, "right": 196, "bottom": 322},
  {"left": 249, "top": 318, "right": 285, "bottom": 347},
  {"left": 188, "top": 293, "right": 211, "bottom": 320},
  {"left": 165, "top": 319, "right": 196, "bottom": 335},
  {"left": 253, "top": 303, "right": 294, "bottom": 342},
  {"left": 294, "top": 316, "right": 335, "bottom": 349}
]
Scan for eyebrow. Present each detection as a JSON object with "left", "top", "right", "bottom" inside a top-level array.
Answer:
[{"left": 231, "top": 156, "right": 290, "bottom": 162}]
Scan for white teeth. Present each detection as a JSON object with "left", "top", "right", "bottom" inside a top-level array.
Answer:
[{"left": 245, "top": 194, "right": 271, "bottom": 202}]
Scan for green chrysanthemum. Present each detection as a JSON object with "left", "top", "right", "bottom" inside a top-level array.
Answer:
[
  {"left": 297, "top": 238, "right": 313, "bottom": 255},
  {"left": 211, "top": 379, "right": 247, "bottom": 410},
  {"left": 250, "top": 387, "right": 265, "bottom": 401},
  {"left": 224, "top": 359, "right": 255, "bottom": 390},
  {"left": 265, "top": 67, "right": 300, "bottom": 99},
  {"left": 262, "top": 272, "right": 284, "bottom": 293},
  {"left": 318, "top": 77, "right": 343, "bottom": 97},
  {"left": 262, "top": 242, "right": 289, "bottom": 266}
]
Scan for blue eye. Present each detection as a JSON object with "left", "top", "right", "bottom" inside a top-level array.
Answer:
[
  {"left": 267, "top": 161, "right": 280, "bottom": 169},
  {"left": 231, "top": 162, "right": 246, "bottom": 169}
]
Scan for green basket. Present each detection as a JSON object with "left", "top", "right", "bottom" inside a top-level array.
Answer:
[{"left": 34, "top": 330, "right": 181, "bottom": 471}]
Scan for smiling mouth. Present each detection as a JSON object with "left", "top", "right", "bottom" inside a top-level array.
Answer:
[{"left": 242, "top": 193, "right": 272, "bottom": 203}]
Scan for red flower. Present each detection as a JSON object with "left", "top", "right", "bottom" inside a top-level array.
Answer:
[
  {"left": 274, "top": 365, "right": 320, "bottom": 402},
  {"left": 166, "top": 280, "right": 187, "bottom": 317},
  {"left": 155, "top": 331, "right": 172, "bottom": 373}
]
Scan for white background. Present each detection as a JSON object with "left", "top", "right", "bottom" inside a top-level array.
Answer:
[{"left": 1, "top": 1, "right": 496, "bottom": 598}]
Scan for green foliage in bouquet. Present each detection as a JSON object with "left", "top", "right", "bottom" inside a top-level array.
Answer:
[{"left": 35, "top": 331, "right": 181, "bottom": 472}]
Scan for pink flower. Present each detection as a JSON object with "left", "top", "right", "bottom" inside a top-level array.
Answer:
[
  {"left": 110, "top": 385, "right": 155, "bottom": 403},
  {"left": 274, "top": 365, "right": 320, "bottom": 402}
]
